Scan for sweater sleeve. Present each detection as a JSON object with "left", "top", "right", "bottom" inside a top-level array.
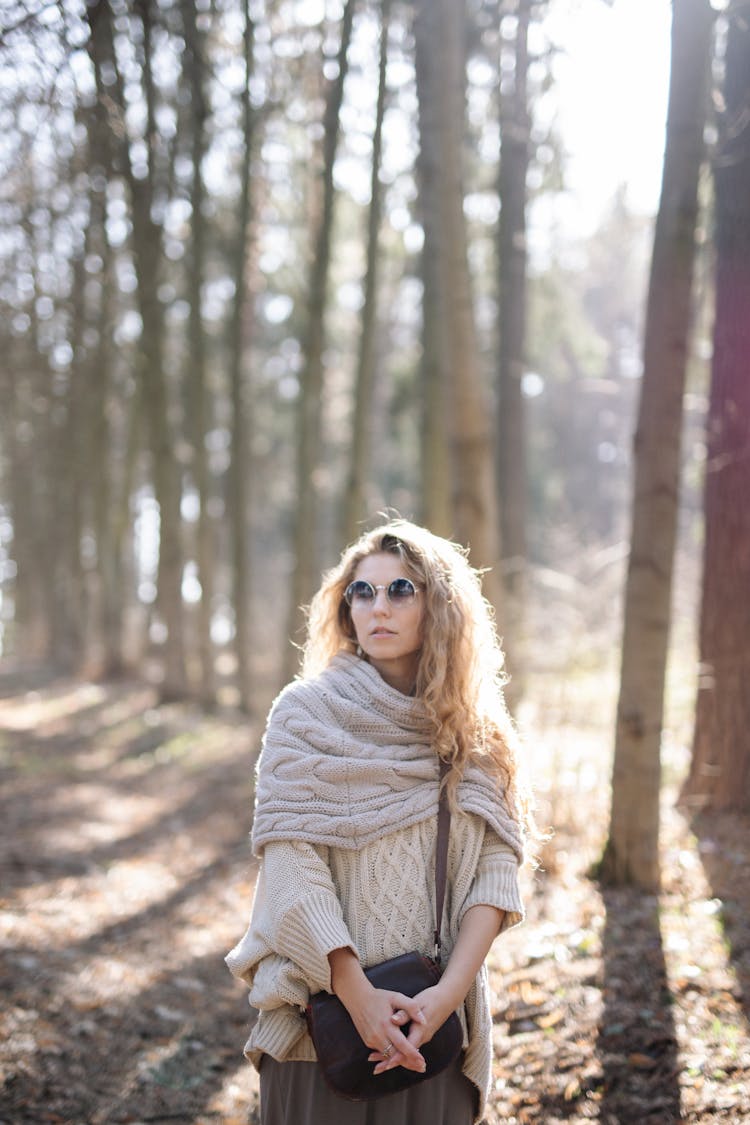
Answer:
[
  {"left": 226, "top": 839, "right": 358, "bottom": 997},
  {"left": 459, "top": 826, "right": 524, "bottom": 932}
]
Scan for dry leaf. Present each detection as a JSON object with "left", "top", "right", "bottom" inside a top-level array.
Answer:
[
  {"left": 538, "top": 1007, "right": 565, "bottom": 1029},
  {"left": 628, "top": 1052, "right": 657, "bottom": 1069}
]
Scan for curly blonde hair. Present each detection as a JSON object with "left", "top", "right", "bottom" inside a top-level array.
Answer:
[{"left": 302, "top": 520, "right": 529, "bottom": 825}]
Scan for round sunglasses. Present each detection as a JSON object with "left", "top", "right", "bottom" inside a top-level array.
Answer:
[{"left": 343, "top": 577, "right": 421, "bottom": 607}]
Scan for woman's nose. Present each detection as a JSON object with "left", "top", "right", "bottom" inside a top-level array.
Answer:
[{"left": 372, "top": 589, "right": 391, "bottom": 612}]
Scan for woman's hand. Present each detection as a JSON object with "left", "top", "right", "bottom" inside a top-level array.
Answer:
[
  {"left": 328, "top": 947, "right": 427, "bottom": 1073},
  {"left": 368, "top": 982, "right": 458, "bottom": 1074},
  {"left": 350, "top": 984, "right": 428, "bottom": 1073}
]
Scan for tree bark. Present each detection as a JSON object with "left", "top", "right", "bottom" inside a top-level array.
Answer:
[
  {"left": 415, "top": 1, "right": 452, "bottom": 539},
  {"left": 284, "top": 0, "right": 356, "bottom": 680},
  {"left": 227, "top": 0, "right": 256, "bottom": 713},
  {"left": 682, "top": 6, "right": 750, "bottom": 813},
  {"left": 414, "top": 0, "right": 502, "bottom": 610},
  {"left": 23, "top": 209, "right": 58, "bottom": 661},
  {"left": 184, "top": 0, "right": 215, "bottom": 705},
  {"left": 497, "top": 0, "right": 531, "bottom": 690},
  {"left": 342, "top": 0, "right": 390, "bottom": 546},
  {"left": 53, "top": 186, "right": 88, "bottom": 669},
  {"left": 600, "top": 0, "right": 713, "bottom": 889}
]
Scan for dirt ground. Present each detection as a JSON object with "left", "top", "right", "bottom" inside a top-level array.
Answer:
[{"left": 1, "top": 667, "right": 749, "bottom": 1124}]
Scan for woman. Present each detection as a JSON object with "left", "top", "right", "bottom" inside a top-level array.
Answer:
[{"left": 226, "top": 520, "right": 528, "bottom": 1124}]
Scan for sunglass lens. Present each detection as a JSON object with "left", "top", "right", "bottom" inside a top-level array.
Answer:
[
  {"left": 388, "top": 578, "right": 416, "bottom": 602},
  {"left": 345, "top": 581, "right": 374, "bottom": 605}
]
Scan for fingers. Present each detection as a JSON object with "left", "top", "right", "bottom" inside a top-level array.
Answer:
[
  {"left": 370, "top": 1046, "right": 425, "bottom": 1075},
  {"left": 389, "top": 993, "right": 427, "bottom": 1025},
  {"left": 359, "top": 989, "right": 429, "bottom": 1076},
  {"left": 368, "top": 1023, "right": 425, "bottom": 1073},
  {"left": 389, "top": 1027, "right": 426, "bottom": 1070}
]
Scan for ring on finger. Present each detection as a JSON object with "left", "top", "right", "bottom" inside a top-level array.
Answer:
[{"left": 383, "top": 1042, "right": 393, "bottom": 1057}]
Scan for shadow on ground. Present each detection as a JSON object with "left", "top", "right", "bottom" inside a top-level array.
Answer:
[
  {"left": 0, "top": 667, "right": 262, "bottom": 1124},
  {"left": 690, "top": 810, "right": 750, "bottom": 1028},
  {"left": 596, "top": 886, "right": 681, "bottom": 1123}
]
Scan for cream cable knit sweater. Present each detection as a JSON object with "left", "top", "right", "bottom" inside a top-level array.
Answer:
[{"left": 226, "top": 654, "right": 525, "bottom": 1122}]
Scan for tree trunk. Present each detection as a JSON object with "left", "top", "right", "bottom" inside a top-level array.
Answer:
[
  {"left": 4, "top": 365, "right": 47, "bottom": 658},
  {"left": 283, "top": 0, "right": 356, "bottom": 680},
  {"left": 497, "top": 0, "right": 531, "bottom": 691},
  {"left": 53, "top": 204, "right": 88, "bottom": 669},
  {"left": 87, "top": 0, "right": 187, "bottom": 698},
  {"left": 342, "top": 0, "right": 390, "bottom": 546},
  {"left": 600, "top": 0, "right": 713, "bottom": 889},
  {"left": 86, "top": 90, "right": 117, "bottom": 676},
  {"left": 227, "top": 0, "right": 256, "bottom": 713},
  {"left": 682, "top": 7, "right": 750, "bottom": 813},
  {"left": 184, "top": 0, "right": 215, "bottom": 705},
  {"left": 415, "top": 3, "right": 452, "bottom": 539},
  {"left": 414, "top": 0, "right": 502, "bottom": 610},
  {"left": 24, "top": 212, "right": 58, "bottom": 662}
]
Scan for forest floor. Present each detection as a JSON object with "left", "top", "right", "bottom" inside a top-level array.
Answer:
[{"left": 1, "top": 666, "right": 749, "bottom": 1124}]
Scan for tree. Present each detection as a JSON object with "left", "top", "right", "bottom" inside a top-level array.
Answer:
[
  {"left": 83, "top": 92, "right": 124, "bottom": 677},
  {"left": 415, "top": 1, "right": 452, "bottom": 540},
  {"left": 342, "top": 0, "right": 391, "bottom": 546},
  {"left": 497, "top": 0, "right": 532, "bottom": 688},
  {"left": 184, "top": 0, "right": 215, "bottom": 705},
  {"left": 226, "top": 0, "right": 257, "bottom": 713},
  {"left": 414, "top": 0, "right": 502, "bottom": 610},
  {"left": 87, "top": 0, "right": 188, "bottom": 698},
  {"left": 600, "top": 0, "right": 713, "bottom": 889},
  {"left": 284, "top": 0, "right": 356, "bottom": 679},
  {"left": 682, "top": 6, "right": 750, "bottom": 812}
]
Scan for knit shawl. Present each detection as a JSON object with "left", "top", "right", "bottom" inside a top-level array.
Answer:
[{"left": 251, "top": 652, "right": 524, "bottom": 862}]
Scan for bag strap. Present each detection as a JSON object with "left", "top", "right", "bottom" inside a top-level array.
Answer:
[{"left": 434, "top": 758, "right": 451, "bottom": 965}]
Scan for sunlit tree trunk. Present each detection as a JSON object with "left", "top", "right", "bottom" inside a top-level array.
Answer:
[
  {"left": 284, "top": 0, "right": 356, "bottom": 680},
  {"left": 87, "top": 90, "right": 127, "bottom": 678},
  {"left": 414, "top": 0, "right": 502, "bottom": 610},
  {"left": 342, "top": 0, "right": 390, "bottom": 546},
  {"left": 682, "top": 8, "right": 750, "bottom": 813},
  {"left": 497, "top": 0, "right": 531, "bottom": 692},
  {"left": 184, "top": 0, "right": 215, "bottom": 705},
  {"left": 53, "top": 192, "right": 88, "bottom": 669},
  {"left": 134, "top": 0, "right": 187, "bottom": 699},
  {"left": 600, "top": 0, "right": 713, "bottom": 890},
  {"left": 415, "top": 3, "right": 452, "bottom": 539},
  {"left": 5, "top": 365, "right": 47, "bottom": 658},
  {"left": 24, "top": 211, "right": 58, "bottom": 660},
  {"left": 227, "top": 0, "right": 256, "bottom": 713},
  {"left": 3, "top": 200, "right": 50, "bottom": 658}
]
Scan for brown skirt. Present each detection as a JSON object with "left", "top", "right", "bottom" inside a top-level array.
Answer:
[{"left": 259, "top": 1056, "right": 477, "bottom": 1125}]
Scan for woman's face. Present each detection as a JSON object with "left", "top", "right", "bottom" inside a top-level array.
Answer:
[{"left": 348, "top": 552, "right": 424, "bottom": 694}]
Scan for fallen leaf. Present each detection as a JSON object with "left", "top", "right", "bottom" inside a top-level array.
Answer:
[
  {"left": 629, "top": 1052, "right": 657, "bottom": 1069},
  {"left": 564, "top": 1078, "right": 581, "bottom": 1100},
  {"left": 538, "top": 1007, "right": 565, "bottom": 1029}
]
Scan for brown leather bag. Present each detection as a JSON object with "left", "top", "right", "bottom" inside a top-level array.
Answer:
[{"left": 305, "top": 762, "right": 463, "bottom": 1101}]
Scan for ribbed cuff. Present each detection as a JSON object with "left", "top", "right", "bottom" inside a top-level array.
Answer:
[
  {"left": 276, "top": 891, "right": 359, "bottom": 992},
  {"left": 460, "top": 861, "right": 524, "bottom": 931},
  {"left": 244, "top": 1006, "right": 312, "bottom": 1066}
]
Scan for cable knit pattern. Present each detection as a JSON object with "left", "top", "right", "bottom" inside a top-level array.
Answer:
[
  {"left": 226, "top": 655, "right": 525, "bottom": 1122},
  {"left": 251, "top": 651, "right": 524, "bottom": 861}
]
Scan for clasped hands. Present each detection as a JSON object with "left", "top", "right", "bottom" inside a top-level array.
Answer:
[
  {"left": 328, "top": 946, "right": 460, "bottom": 1078},
  {"left": 357, "top": 983, "right": 457, "bottom": 1076}
]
